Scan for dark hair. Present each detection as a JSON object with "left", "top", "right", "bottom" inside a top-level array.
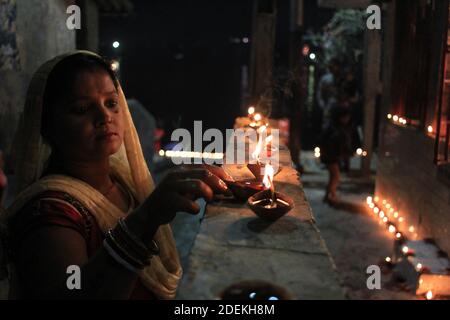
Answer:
[{"left": 41, "top": 53, "right": 119, "bottom": 142}]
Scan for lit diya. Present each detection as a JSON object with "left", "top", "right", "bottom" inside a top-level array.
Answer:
[
  {"left": 225, "top": 179, "right": 264, "bottom": 202},
  {"left": 247, "top": 163, "right": 293, "bottom": 221},
  {"left": 247, "top": 162, "right": 281, "bottom": 181},
  {"left": 247, "top": 126, "right": 281, "bottom": 181}
]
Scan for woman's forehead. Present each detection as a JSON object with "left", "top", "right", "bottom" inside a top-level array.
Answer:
[{"left": 70, "top": 69, "right": 117, "bottom": 95}]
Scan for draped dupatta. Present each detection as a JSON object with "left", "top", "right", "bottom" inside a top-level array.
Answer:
[{"left": 4, "top": 51, "right": 182, "bottom": 299}]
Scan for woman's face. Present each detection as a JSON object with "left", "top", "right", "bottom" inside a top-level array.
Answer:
[{"left": 49, "top": 69, "right": 124, "bottom": 162}]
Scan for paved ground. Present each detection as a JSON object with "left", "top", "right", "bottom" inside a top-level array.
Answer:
[{"left": 300, "top": 152, "right": 417, "bottom": 300}]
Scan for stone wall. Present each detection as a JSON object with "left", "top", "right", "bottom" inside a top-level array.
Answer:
[
  {"left": 376, "top": 123, "right": 450, "bottom": 255},
  {"left": 0, "top": 0, "right": 76, "bottom": 165}
]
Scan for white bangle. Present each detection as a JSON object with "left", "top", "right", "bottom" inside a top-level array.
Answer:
[{"left": 103, "top": 239, "right": 142, "bottom": 275}]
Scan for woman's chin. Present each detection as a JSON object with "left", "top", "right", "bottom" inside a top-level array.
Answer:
[{"left": 96, "top": 140, "right": 122, "bottom": 157}]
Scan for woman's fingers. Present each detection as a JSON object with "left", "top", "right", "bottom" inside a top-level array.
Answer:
[
  {"left": 188, "top": 164, "right": 235, "bottom": 182},
  {"left": 169, "top": 169, "right": 229, "bottom": 195},
  {"left": 172, "top": 178, "right": 214, "bottom": 202},
  {"left": 202, "top": 164, "right": 235, "bottom": 182},
  {"left": 171, "top": 193, "right": 201, "bottom": 215}
]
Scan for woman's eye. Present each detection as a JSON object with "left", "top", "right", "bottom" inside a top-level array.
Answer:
[{"left": 106, "top": 100, "right": 119, "bottom": 108}]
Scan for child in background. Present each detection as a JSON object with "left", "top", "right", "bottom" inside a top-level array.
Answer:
[{"left": 319, "top": 106, "right": 354, "bottom": 205}]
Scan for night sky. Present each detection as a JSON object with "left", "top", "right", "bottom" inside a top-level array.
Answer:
[{"left": 99, "top": 0, "right": 254, "bottom": 140}]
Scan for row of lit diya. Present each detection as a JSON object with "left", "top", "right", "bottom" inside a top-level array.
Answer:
[
  {"left": 225, "top": 162, "right": 293, "bottom": 221},
  {"left": 224, "top": 107, "right": 294, "bottom": 220}
]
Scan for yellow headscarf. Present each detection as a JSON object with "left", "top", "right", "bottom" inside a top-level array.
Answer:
[{"left": 4, "top": 51, "right": 182, "bottom": 299}]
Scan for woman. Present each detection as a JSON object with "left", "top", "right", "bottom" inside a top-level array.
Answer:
[{"left": 3, "top": 51, "right": 232, "bottom": 299}]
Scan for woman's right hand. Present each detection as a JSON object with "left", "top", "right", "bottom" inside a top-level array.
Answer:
[{"left": 126, "top": 167, "right": 230, "bottom": 243}]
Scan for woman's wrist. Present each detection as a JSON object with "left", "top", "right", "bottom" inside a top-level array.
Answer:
[{"left": 124, "top": 203, "right": 160, "bottom": 247}]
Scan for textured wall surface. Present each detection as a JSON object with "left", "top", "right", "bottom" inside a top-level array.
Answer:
[
  {"left": 376, "top": 123, "right": 450, "bottom": 255},
  {"left": 0, "top": 0, "right": 76, "bottom": 160}
]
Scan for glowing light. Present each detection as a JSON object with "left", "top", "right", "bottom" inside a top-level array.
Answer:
[
  {"left": 374, "top": 196, "right": 379, "bottom": 202},
  {"left": 249, "top": 122, "right": 256, "bottom": 127},
  {"left": 394, "top": 212, "right": 399, "bottom": 218},
  {"left": 362, "top": 151, "right": 368, "bottom": 157},
  {"left": 416, "top": 263, "right": 423, "bottom": 271},
  {"left": 254, "top": 113, "right": 262, "bottom": 122},
  {"left": 402, "top": 246, "right": 409, "bottom": 254},
  {"left": 382, "top": 200, "right": 387, "bottom": 205},
  {"left": 396, "top": 232, "right": 402, "bottom": 239},
  {"left": 242, "top": 37, "right": 249, "bottom": 44},
  {"left": 309, "top": 53, "right": 316, "bottom": 60},
  {"left": 387, "top": 114, "right": 392, "bottom": 119},
  {"left": 427, "top": 126, "right": 433, "bottom": 134},
  {"left": 383, "top": 217, "right": 388, "bottom": 223},
  {"left": 158, "top": 149, "right": 165, "bottom": 156},
  {"left": 388, "top": 225, "right": 396, "bottom": 233},
  {"left": 302, "top": 45, "right": 310, "bottom": 56},
  {"left": 258, "top": 125, "right": 267, "bottom": 134},
  {"left": 369, "top": 203, "right": 375, "bottom": 209},
  {"left": 426, "top": 290, "right": 433, "bottom": 300},
  {"left": 262, "top": 163, "right": 275, "bottom": 190},
  {"left": 356, "top": 148, "right": 363, "bottom": 156},
  {"left": 252, "top": 125, "right": 267, "bottom": 160},
  {"left": 385, "top": 257, "right": 392, "bottom": 263},
  {"left": 248, "top": 106, "right": 255, "bottom": 115},
  {"left": 110, "top": 60, "right": 120, "bottom": 71},
  {"left": 386, "top": 204, "right": 391, "bottom": 209},
  {"left": 398, "top": 217, "right": 404, "bottom": 223},
  {"left": 164, "top": 150, "right": 224, "bottom": 160},
  {"left": 379, "top": 211, "right": 385, "bottom": 218},
  {"left": 409, "top": 226, "right": 415, "bottom": 233},
  {"left": 374, "top": 207, "right": 380, "bottom": 214},
  {"left": 112, "top": 41, "right": 120, "bottom": 49},
  {"left": 389, "top": 208, "right": 394, "bottom": 213},
  {"left": 366, "top": 196, "right": 373, "bottom": 204},
  {"left": 393, "top": 115, "right": 399, "bottom": 122}
]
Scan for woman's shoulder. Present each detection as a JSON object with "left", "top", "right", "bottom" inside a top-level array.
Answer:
[{"left": 9, "top": 190, "right": 96, "bottom": 243}]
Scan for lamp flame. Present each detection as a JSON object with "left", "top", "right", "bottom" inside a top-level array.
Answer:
[
  {"left": 251, "top": 125, "right": 268, "bottom": 161},
  {"left": 262, "top": 163, "right": 275, "bottom": 190}
]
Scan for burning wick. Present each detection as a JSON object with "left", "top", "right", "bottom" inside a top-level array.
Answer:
[
  {"left": 251, "top": 125, "right": 267, "bottom": 163},
  {"left": 263, "top": 163, "right": 276, "bottom": 208}
]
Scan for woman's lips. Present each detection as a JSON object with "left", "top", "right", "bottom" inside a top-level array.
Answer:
[{"left": 96, "top": 132, "right": 118, "bottom": 141}]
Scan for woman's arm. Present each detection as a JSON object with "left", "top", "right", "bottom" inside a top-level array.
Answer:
[
  {"left": 16, "top": 225, "right": 140, "bottom": 299},
  {"left": 15, "top": 166, "right": 229, "bottom": 299}
]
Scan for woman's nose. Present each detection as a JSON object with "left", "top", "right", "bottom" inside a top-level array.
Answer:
[{"left": 95, "top": 103, "right": 113, "bottom": 126}]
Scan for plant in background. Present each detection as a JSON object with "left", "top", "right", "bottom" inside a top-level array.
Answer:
[{"left": 306, "top": 9, "right": 365, "bottom": 69}]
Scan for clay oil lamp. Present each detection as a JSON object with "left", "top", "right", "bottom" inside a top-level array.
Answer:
[
  {"left": 247, "top": 163, "right": 293, "bottom": 221},
  {"left": 247, "top": 161, "right": 281, "bottom": 182},
  {"left": 247, "top": 126, "right": 281, "bottom": 181},
  {"left": 226, "top": 179, "right": 265, "bottom": 202}
]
